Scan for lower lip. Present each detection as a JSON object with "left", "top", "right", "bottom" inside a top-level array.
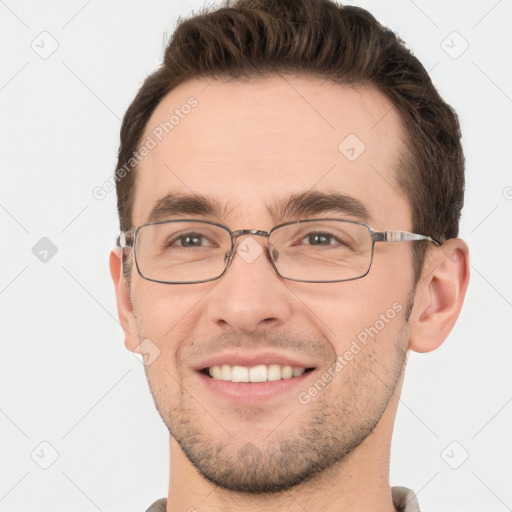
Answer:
[{"left": 196, "top": 370, "right": 315, "bottom": 404}]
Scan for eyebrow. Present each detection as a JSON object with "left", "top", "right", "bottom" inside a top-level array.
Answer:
[
  {"left": 267, "top": 191, "right": 372, "bottom": 224},
  {"left": 145, "top": 191, "right": 372, "bottom": 225},
  {"left": 146, "top": 193, "right": 226, "bottom": 223}
]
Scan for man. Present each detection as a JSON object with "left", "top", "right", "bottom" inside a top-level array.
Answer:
[{"left": 110, "top": 1, "right": 469, "bottom": 510}]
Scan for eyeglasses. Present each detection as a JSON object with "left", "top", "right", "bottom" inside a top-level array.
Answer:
[{"left": 116, "top": 218, "right": 441, "bottom": 284}]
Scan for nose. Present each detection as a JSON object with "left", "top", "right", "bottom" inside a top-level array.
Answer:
[{"left": 207, "top": 236, "right": 294, "bottom": 333}]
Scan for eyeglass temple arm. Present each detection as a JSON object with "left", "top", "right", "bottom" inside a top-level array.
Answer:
[
  {"left": 116, "top": 231, "right": 134, "bottom": 249},
  {"left": 373, "top": 230, "right": 441, "bottom": 246}
]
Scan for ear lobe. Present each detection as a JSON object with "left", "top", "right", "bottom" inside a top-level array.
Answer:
[
  {"left": 408, "top": 238, "right": 470, "bottom": 353},
  {"left": 109, "top": 248, "right": 139, "bottom": 352}
]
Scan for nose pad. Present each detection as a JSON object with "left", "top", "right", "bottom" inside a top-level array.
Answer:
[
  {"left": 269, "top": 245, "right": 279, "bottom": 263},
  {"left": 223, "top": 249, "right": 234, "bottom": 267}
]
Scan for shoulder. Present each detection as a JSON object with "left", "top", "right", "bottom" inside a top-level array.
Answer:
[
  {"left": 391, "top": 486, "right": 421, "bottom": 512},
  {"left": 145, "top": 498, "right": 167, "bottom": 512}
]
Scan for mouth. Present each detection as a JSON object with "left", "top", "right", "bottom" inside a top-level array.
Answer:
[
  {"left": 193, "top": 351, "right": 319, "bottom": 403},
  {"left": 200, "top": 364, "right": 315, "bottom": 383}
]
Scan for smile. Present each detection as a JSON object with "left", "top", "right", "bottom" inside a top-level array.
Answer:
[{"left": 204, "top": 364, "right": 314, "bottom": 382}]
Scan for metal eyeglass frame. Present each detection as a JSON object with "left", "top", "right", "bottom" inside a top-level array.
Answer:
[{"left": 116, "top": 218, "right": 441, "bottom": 284}]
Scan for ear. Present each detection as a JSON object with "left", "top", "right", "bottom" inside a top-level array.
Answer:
[
  {"left": 408, "top": 238, "right": 470, "bottom": 353},
  {"left": 109, "top": 248, "right": 140, "bottom": 352}
]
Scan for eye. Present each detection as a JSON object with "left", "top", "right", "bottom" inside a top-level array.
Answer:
[
  {"left": 168, "top": 232, "right": 213, "bottom": 248},
  {"left": 301, "top": 231, "right": 345, "bottom": 246}
]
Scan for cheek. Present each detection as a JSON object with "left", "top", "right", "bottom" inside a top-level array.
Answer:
[
  {"left": 288, "top": 261, "right": 412, "bottom": 378},
  {"left": 131, "top": 282, "right": 227, "bottom": 390},
  {"left": 295, "top": 272, "right": 409, "bottom": 349},
  {"left": 132, "top": 281, "right": 205, "bottom": 334}
]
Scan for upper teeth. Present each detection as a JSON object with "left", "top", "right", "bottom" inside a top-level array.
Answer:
[{"left": 208, "top": 364, "right": 306, "bottom": 382}]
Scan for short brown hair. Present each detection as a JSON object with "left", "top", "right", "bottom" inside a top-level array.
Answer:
[{"left": 115, "top": 0, "right": 464, "bottom": 282}]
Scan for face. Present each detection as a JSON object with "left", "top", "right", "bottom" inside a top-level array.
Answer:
[{"left": 126, "top": 76, "right": 416, "bottom": 492}]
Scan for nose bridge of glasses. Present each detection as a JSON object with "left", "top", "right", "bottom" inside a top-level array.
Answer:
[
  {"left": 227, "top": 228, "right": 279, "bottom": 265},
  {"left": 230, "top": 229, "right": 270, "bottom": 252},
  {"left": 231, "top": 229, "right": 269, "bottom": 239}
]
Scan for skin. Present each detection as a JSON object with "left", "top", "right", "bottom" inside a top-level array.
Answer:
[{"left": 110, "top": 75, "right": 469, "bottom": 512}]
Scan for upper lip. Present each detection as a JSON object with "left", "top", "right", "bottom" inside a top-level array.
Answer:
[{"left": 193, "top": 351, "right": 318, "bottom": 371}]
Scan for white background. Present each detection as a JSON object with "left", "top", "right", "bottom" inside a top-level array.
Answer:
[{"left": 1, "top": 0, "right": 511, "bottom": 511}]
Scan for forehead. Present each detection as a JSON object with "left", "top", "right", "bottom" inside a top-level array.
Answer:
[{"left": 132, "top": 75, "right": 410, "bottom": 229}]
